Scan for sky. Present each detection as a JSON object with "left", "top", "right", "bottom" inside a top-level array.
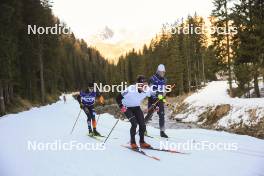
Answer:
[{"left": 52, "top": 0, "right": 214, "bottom": 60}]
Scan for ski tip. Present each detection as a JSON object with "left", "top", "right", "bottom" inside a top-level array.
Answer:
[
  {"left": 153, "top": 156, "right": 161, "bottom": 161},
  {"left": 170, "top": 150, "right": 190, "bottom": 154},
  {"left": 164, "top": 149, "right": 190, "bottom": 154}
]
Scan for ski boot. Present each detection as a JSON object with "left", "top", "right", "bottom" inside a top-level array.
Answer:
[
  {"left": 130, "top": 143, "right": 138, "bottom": 150},
  {"left": 88, "top": 128, "right": 93, "bottom": 135},
  {"left": 93, "top": 128, "right": 101, "bottom": 136},
  {"left": 140, "top": 142, "right": 152, "bottom": 149},
  {"left": 160, "top": 131, "right": 168, "bottom": 138}
]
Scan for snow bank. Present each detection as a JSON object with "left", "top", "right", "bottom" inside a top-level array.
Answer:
[
  {"left": 186, "top": 81, "right": 264, "bottom": 107},
  {"left": 174, "top": 81, "right": 264, "bottom": 133}
]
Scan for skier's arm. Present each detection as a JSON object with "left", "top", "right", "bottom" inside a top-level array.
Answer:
[
  {"left": 149, "top": 76, "right": 164, "bottom": 96},
  {"left": 95, "top": 91, "right": 101, "bottom": 97},
  {"left": 116, "top": 93, "right": 124, "bottom": 108},
  {"left": 116, "top": 87, "right": 130, "bottom": 108},
  {"left": 76, "top": 93, "right": 84, "bottom": 109},
  {"left": 147, "top": 86, "right": 155, "bottom": 97},
  {"left": 76, "top": 94, "right": 82, "bottom": 104},
  {"left": 152, "top": 76, "right": 167, "bottom": 97},
  {"left": 116, "top": 93, "right": 127, "bottom": 112},
  {"left": 148, "top": 76, "right": 154, "bottom": 87},
  {"left": 96, "top": 92, "right": 105, "bottom": 105},
  {"left": 148, "top": 76, "right": 156, "bottom": 97}
]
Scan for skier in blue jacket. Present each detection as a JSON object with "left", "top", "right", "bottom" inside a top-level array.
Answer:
[
  {"left": 77, "top": 83, "right": 105, "bottom": 136},
  {"left": 146, "top": 64, "right": 169, "bottom": 138}
]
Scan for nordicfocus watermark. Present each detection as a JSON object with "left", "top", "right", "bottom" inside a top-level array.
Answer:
[
  {"left": 92, "top": 82, "right": 174, "bottom": 93},
  {"left": 27, "top": 24, "right": 72, "bottom": 35},
  {"left": 27, "top": 140, "right": 105, "bottom": 151},
  {"left": 160, "top": 140, "right": 238, "bottom": 151},
  {"left": 160, "top": 23, "right": 238, "bottom": 35}
]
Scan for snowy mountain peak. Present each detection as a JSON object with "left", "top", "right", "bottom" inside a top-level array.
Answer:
[{"left": 98, "top": 26, "right": 114, "bottom": 40}]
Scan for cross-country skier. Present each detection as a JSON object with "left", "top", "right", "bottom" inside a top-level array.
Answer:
[
  {"left": 76, "top": 83, "right": 105, "bottom": 136},
  {"left": 63, "top": 94, "right": 66, "bottom": 104},
  {"left": 146, "top": 64, "right": 169, "bottom": 138},
  {"left": 116, "top": 75, "right": 153, "bottom": 149}
]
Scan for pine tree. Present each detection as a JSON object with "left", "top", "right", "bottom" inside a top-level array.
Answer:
[
  {"left": 232, "top": 0, "right": 264, "bottom": 97},
  {"left": 211, "top": 0, "right": 234, "bottom": 95}
]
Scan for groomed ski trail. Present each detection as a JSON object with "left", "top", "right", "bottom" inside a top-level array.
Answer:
[{"left": 0, "top": 95, "right": 264, "bottom": 176}]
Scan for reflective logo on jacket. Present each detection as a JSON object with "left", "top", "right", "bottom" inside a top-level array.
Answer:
[{"left": 80, "top": 91, "right": 96, "bottom": 106}]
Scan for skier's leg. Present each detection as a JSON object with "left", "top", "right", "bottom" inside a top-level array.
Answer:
[
  {"left": 144, "top": 98, "right": 156, "bottom": 136},
  {"left": 134, "top": 107, "right": 151, "bottom": 148},
  {"left": 89, "top": 108, "right": 96, "bottom": 129},
  {"left": 157, "top": 102, "right": 168, "bottom": 138},
  {"left": 145, "top": 97, "right": 155, "bottom": 123},
  {"left": 124, "top": 108, "right": 137, "bottom": 144},
  {"left": 83, "top": 107, "right": 92, "bottom": 132},
  {"left": 134, "top": 107, "right": 146, "bottom": 143},
  {"left": 86, "top": 107, "right": 100, "bottom": 136},
  {"left": 157, "top": 101, "right": 165, "bottom": 131}
]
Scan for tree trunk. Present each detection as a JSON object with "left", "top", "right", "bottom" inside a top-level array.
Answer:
[
  {"left": 29, "top": 80, "right": 32, "bottom": 100},
  {"left": 4, "top": 84, "right": 10, "bottom": 105},
  {"left": 253, "top": 72, "right": 260, "bottom": 97},
  {"left": 202, "top": 55, "right": 206, "bottom": 86},
  {"left": 197, "top": 58, "right": 201, "bottom": 87},
  {"left": 179, "top": 72, "right": 184, "bottom": 94},
  {"left": 224, "top": 0, "right": 233, "bottom": 96},
  {"left": 186, "top": 52, "right": 191, "bottom": 92},
  {"left": 194, "top": 72, "right": 198, "bottom": 90},
  {"left": 38, "top": 35, "right": 45, "bottom": 104},
  {"left": 194, "top": 62, "right": 198, "bottom": 90},
  {"left": 187, "top": 33, "right": 191, "bottom": 92},
  {"left": 263, "top": 75, "right": 264, "bottom": 88},
  {"left": 0, "top": 85, "right": 5, "bottom": 116},
  {"left": 247, "top": 82, "right": 251, "bottom": 98},
  {"left": 9, "top": 85, "right": 13, "bottom": 100}
]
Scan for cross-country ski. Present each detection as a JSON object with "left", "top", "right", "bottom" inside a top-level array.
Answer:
[
  {"left": 143, "top": 146, "right": 189, "bottom": 154},
  {"left": 121, "top": 145, "right": 160, "bottom": 161}
]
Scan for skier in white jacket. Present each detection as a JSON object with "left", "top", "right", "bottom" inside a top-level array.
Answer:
[{"left": 116, "top": 75, "right": 154, "bottom": 149}]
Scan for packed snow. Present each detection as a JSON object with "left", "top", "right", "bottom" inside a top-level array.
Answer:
[
  {"left": 186, "top": 81, "right": 264, "bottom": 108},
  {"left": 0, "top": 94, "right": 264, "bottom": 176},
  {"left": 175, "top": 81, "right": 264, "bottom": 128}
]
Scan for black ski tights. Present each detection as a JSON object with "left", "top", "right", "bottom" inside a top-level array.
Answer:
[
  {"left": 83, "top": 106, "right": 96, "bottom": 130},
  {"left": 124, "top": 106, "right": 146, "bottom": 143}
]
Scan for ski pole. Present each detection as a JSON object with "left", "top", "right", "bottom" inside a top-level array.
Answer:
[
  {"left": 70, "top": 109, "right": 82, "bottom": 134},
  {"left": 135, "top": 95, "right": 165, "bottom": 135},
  {"left": 96, "top": 114, "right": 101, "bottom": 125},
  {"left": 147, "top": 99, "right": 160, "bottom": 111},
  {"left": 146, "top": 83, "right": 176, "bottom": 114},
  {"left": 143, "top": 84, "right": 176, "bottom": 125},
  {"left": 103, "top": 119, "right": 120, "bottom": 144},
  {"left": 146, "top": 83, "right": 176, "bottom": 111},
  {"left": 165, "top": 102, "right": 177, "bottom": 112}
]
